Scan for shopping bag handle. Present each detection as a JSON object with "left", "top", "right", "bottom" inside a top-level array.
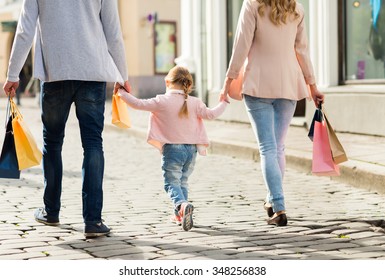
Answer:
[
  {"left": 3, "top": 97, "right": 23, "bottom": 129},
  {"left": 9, "top": 97, "right": 22, "bottom": 120},
  {"left": 317, "top": 102, "right": 324, "bottom": 121},
  {"left": 5, "top": 96, "right": 12, "bottom": 129}
]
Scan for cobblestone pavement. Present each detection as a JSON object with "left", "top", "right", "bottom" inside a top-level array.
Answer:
[{"left": 0, "top": 99, "right": 385, "bottom": 260}]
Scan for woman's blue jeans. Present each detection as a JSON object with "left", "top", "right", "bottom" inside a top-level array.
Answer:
[
  {"left": 161, "top": 144, "right": 197, "bottom": 214},
  {"left": 40, "top": 80, "right": 106, "bottom": 225},
  {"left": 244, "top": 95, "right": 297, "bottom": 213}
]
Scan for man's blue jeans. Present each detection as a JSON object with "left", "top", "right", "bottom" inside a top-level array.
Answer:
[
  {"left": 161, "top": 144, "right": 197, "bottom": 214},
  {"left": 40, "top": 80, "right": 106, "bottom": 225},
  {"left": 244, "top": 95, "right": 296, "bottom": 213}
]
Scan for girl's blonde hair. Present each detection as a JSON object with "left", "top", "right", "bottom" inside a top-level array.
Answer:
[
  {"left": 165, "top": 66, "right": 193, "bottom": 118},
  {"left": 256, "top": 0, "right": 299, "bottom": 25}
]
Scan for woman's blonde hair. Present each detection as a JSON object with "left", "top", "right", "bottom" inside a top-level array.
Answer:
[
  {"left": 256, "top": 0, "right": 299, "bottom": 25},
  {"left": 165, "top": 66, "right": 193, "bottom": 118}
]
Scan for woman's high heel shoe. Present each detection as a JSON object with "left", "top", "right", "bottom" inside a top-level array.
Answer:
[
  {"left": 263, "top": 202, "right": 274, "bottom": 217},
  {"left": 267, "top": 213, "right": 287, "bottom": 226}
]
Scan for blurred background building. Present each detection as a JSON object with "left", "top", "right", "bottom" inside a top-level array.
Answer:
[
  {"left": 180, "top": 0, "right": 385, "bottom": 137},
  {"left": 0, "top": 0, "right": 181, "bottom": 98},
  {"left": 1, "top": 0, "right": 385, "bottom": 136}
]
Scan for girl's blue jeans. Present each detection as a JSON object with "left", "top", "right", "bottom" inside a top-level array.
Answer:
[
  {"left": 40, "top": 80, "right": 106, "bottom": 225},
  {"left": 161, "top": 144, "right": 197, "bottom": 215},
  {"left": 244, "top": 95, "right": 297, "bottom": 213}
]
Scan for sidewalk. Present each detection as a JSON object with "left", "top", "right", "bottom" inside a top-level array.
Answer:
[{"left": 123, "top": 99, "right": 385, "bottom": 195}]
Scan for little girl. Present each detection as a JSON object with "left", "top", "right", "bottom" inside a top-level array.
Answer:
[{"left": 118, "top": 66, "right": 228, "bottom": 231}]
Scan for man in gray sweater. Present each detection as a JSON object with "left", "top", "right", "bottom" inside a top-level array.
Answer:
[{"left": 3, "top": 0, "right": 131, "bottom": 238}]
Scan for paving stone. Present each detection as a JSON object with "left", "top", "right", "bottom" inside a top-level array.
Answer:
[
  {"left": 1, "top": 236, "right": 57, "bottom": 244},
  {"left": 308, "top": 242, "right": 360, "bottom": 251},
  {"left": 351, "top": 238, "right": 385, "bottom": 246},
  {"left": 345, "top": 231, "right": 384, "bottom": 240},
  {"left": 91, "top": 247, "right": 145, "bottom": 258},
  {"left": 331, "top": 229, "right": 364, "bottom": 236},
  {"left": 0, "top": 235, "right": 23, "bottom": 241},
  {"left": 70, "top": 240, "right": 128, "bottom": 250},
  {"left": 343, "top": 251, "right": 385, "bottom": 259},
  {"left": 277, "top": 247, "right": 317, "bottom": 254},
  {"left": 0, "top": 252, "right": 46, "bottom": 260},
  {"left": 32, "top": 254, "right": 94, "bottom": 260},
  {"left": 339, "top": 245, "right": 385, "bottom": 254},
  {"left": 0, "top": 242, "right": 49, "bottom": 250},
  {"left": 109, "top": 252, "right": 163, "bottom": 260},
  {"left": 0, "top": 230, "right": 24, "bottom": 236},
  {"left": 0, "top": 249, "right": 24, "bottom": 255}
]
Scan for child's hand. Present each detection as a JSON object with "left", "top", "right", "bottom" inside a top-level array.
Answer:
[{"left": 116, "top": 88, "right": 130, "bottom": 99}]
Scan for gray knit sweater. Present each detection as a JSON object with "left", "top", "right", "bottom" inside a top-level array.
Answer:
[{"left": 7, "top": 0, "right": 128, "bottom": 84}]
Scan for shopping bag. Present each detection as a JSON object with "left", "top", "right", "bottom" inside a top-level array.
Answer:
[
  {"left": 10, "top": 99, "right": 42, "bottom": 170},
  {"left": 323, "top": 112, "right": 348, "bottom": 164},
  {"left": 0, "top": 114, "right": 20, "bottom": 179},
  {"left": 111, "top": 93, "right": 131, "bottom": 128},
  {"left": 228, "top": 65, "right": 244, "bottom": 101},
  {"left": 308, "top": 104, "right": 323, "bottom": 141},
  {"left": 312, "top": 119, "right": 340, "bottom": 176}
]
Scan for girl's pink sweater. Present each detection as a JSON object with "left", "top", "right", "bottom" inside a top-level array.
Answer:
[{"left": 118, "top": 89, "right": 227, "bottom": 155}]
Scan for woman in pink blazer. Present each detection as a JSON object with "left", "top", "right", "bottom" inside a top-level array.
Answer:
[{"left": 221, "top": 0, "right": 324, "bottom": 226}]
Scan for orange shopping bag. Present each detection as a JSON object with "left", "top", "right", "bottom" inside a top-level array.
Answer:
[
  {"left": 228, "top": 65, "right": 244, "bottom": 101},
  {"left": 111, "top": 93, "right": 131, "bottom": 129},
  {"left": 10, "top": 98, "right": 42, "bottom": 170}
]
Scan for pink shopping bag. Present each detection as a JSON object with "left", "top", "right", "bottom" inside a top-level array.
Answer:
[{"left": 312, "top": 120, "right": 340, "bottom": 176}]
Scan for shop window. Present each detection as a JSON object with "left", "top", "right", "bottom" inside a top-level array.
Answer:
[{"left": 344, "top": 0, "right": 385, "bottom": 82}]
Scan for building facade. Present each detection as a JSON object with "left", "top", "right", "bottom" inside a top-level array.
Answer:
[
  {"left": 177, "top": 0, "right": 385, "bottom": 136},
  {"left": 0, "top": 0, "right": 181, "bottom": 97},
  {"left": 119, "top": 0, "right": 181, "bottom": 97},
  {"left": 0, "top": 0, "right": 22, "bottom": 85}
]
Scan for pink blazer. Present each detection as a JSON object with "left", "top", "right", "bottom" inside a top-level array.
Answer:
[
  {"left": 226, "top": 0, "right": 315, "bottom": 101},
  {"left": 118, "top": 89, "right": 227, "bottom": 155}
]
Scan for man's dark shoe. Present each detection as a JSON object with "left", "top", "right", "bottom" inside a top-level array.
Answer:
[
  {"left": 34, "top": 207, "right": 60, "bottom": 226},
  {"left": 84, "top": 222, "right": 111, "bottom": 238}
]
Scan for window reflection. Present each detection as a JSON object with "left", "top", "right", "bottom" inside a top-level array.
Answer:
[{"left": 346, "top": 0, "right": 385, "bottom": 80}]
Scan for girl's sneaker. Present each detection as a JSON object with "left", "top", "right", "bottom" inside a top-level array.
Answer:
[
  {"left": 170, "top": 215, "right": 182, "bottom": 225},
  {"left": 179, "top": 202, "right": 194, "bottom": 231}
]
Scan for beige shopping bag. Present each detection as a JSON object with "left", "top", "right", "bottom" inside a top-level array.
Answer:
[{"left": 323, "top": 110, "right": 348, "bottom": 164}]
